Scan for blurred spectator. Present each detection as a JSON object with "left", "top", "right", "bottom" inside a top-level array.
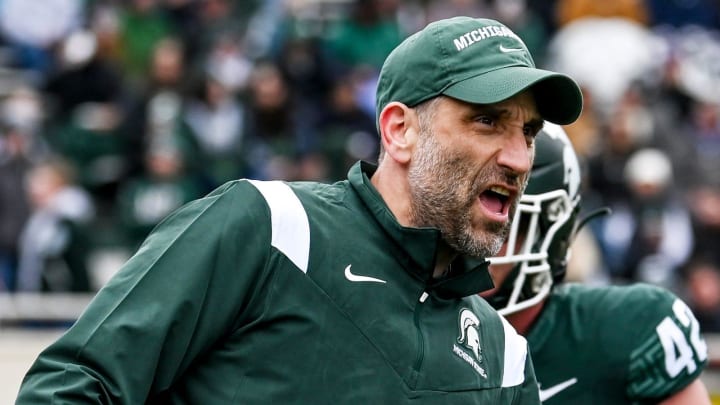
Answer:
[
  {"left": 274, "top": 31, "right": 334, "bottom": 123},
  {"left": 684, "top": 259, "right": 720, "bottom": 332},
  {"left": 184, "top": 0, "right": 252, "bottom": 71},
  {"left": 182, "top": 70, "right": 247, "bottom": 191},
  {"left": 0, "top": 128, "right": 33, "bottom": 291},
  {"left": 87, "top": 1, "right": 128, "bottom": 68},
  {"left": 16, "top": 158, "right": 95, "bottom": 292},
  {"left": 685, "top": 100, "right": 720, "bottom": 186},
  {"left": 0, "top": 86, "right": 47, "bottom": 139},
  {"left": 157, "top": 0, "right": 200, "bottom": 60},
  {"left": 121, "top": 36, "right": 188, "bottom": 181},
  {"left": 39, "top": 29, "right": 129, "bottom": 206},
  {"left": 317, "top": 68, "right": 379, "bottom": 180},
  {"left": 43, "top": 30, "right": 124, "bottom": 119},
  {"left": 323, "top": 0, "right": 404, "bottom": 72},
  {"left": 116, "top": 145, "right": 201, "bottom": 250},
  {"left": 595, "top": 148, "right": 693, "bottom": 289},
  {"left": 243, "top": 0, "right": 286, "bottom": 60},
  {"left": 614, "top": 83, "right": 697, "bottom": 185},
  {"left": 650, "top": 28, "right": 720, "bottom": 197},
  {"left": 647, "top": 36, "right": 695, "bottom": 122},
  {"left": 203, "top": 34, "right": 253, "bottom": 96},
  {"left": 656, "top": 26, "right": 720, "bottom": 110},
  {"left": 688, "top": 186, "right": 720, "bottom": 266},
  {"left": 586, "top": 87, "right": 651, "bottom": 207},
  {"left": 243, "top": 61, "right": 311, "bottom": 180},
  {"left": 42, "top": 101, "right": 127, "bottom": 206},
  {"left": 117, "top": 0, "right": 176, "bottom": 90},
  {"left": 0, "top": 86, "right": 50, "bottom": 291}
]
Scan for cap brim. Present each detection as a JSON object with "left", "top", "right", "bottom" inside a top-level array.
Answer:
[{"left": 442, "top": 66, "right": 583, "bottom": 125}]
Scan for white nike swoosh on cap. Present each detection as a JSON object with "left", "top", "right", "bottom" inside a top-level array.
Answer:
[
  {"left": 499, "top": 44, "right": 524, "bottom": 53},
  {"left": 344, "top": 265, "right": 387, "bottom": 283},
  {"left": 538, "top": 378, "right": 577, "bottom": 402}
]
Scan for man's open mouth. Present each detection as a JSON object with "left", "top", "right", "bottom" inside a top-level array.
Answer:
[{"left": 479, "top": 186, "right": 511, "bottom": 216}]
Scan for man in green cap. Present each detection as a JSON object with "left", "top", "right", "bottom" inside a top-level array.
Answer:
[{"left": 17, "top": 16, "right": 582, "bottom": 404}]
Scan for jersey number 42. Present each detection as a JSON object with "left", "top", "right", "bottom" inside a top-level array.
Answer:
[{"left": 656, "top": 299, "right": 708, "bottom": 377}]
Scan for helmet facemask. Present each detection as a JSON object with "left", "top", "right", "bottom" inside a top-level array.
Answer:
[
  {"left": 488, "top": 189, "right": 580, "bottom": 316},
  {"left": 485, "top": 122, "right": 583, "bottom": 316}
]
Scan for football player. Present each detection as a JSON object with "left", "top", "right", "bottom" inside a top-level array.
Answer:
[{"left": 481, "top": 123, "right": 711, "bottom": 404}]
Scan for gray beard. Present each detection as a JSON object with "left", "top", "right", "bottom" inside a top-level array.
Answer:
[{"left": 406, "top": 131, "right": 521, "bottom": 258}]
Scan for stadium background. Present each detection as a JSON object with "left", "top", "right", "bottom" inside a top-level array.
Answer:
[{"left": 1, "top": 0, "right": 720, "bottom": 402}]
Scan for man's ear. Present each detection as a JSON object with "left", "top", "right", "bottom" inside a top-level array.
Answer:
[{"left": 378, "top": 102, "right": 419, "bottom": 164}]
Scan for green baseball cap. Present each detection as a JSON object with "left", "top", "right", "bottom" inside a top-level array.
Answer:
[{"left": 376, "top": 16, "right": 583, "bottom": 126}]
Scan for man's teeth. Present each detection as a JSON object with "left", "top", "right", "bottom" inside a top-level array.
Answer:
[{"left": 488, "top": 186, "right": 510, "bottom": 196}]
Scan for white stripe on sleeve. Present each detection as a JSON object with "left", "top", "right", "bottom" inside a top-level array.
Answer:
[
  {"left": 248, "top": 180, "right": 310, "bottom": 273},
  {"left": 499, "top": 314, "right": 528, "bottom": 387}
]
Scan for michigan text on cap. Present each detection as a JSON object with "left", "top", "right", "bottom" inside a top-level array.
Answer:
[{"left": 376, "top": 16, "right": 583, "bottom": 126}]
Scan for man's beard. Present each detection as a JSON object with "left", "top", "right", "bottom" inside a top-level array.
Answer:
[{"left": 407, "top": 128, "right": 525, "bottom": 258}]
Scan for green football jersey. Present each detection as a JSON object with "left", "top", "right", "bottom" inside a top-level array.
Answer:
[
  {"left": 17, "top": 162, "right": 540, "bottom": 404},
  {"left": 528, "top": 283, "right": 708, "bottom": 404}
]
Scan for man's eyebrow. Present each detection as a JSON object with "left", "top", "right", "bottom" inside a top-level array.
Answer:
[
  {"left": 470, "top": 105, "right": 545, "bottom": 129},
  {"left": 470, "top": 105, "right": 503, "bottom": 116}
]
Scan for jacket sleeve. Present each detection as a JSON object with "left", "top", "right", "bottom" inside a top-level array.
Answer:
[
  {"left": 16, "top": 180, "right": 273, "bottom": 404},
  {"left": 495, "top": 314, "right": 541, "bottom": 404},
  {"left": 514, "top": 348, "right": 542, "bottom": 404}
]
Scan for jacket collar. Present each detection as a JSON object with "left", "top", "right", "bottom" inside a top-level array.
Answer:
[{"left": 348, "top": 161, "right": 494, "bottom": 299}]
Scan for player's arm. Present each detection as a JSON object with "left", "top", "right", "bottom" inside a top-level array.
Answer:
[
  {"left": 659, "top": 378, "right": 711, "bottom": 405},
  {"left": 626, "top": 287, "right": 710, "bottom": 404},
  {"left": 16, "top": 181, "right": 271, "bottom": 403}
]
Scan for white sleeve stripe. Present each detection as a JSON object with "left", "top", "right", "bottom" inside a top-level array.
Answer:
[
  {"left": 248, "top": 180, "right": 310, "bottom": 273},
  {"left": 499, "top": 314, "right": 528, "bottom": 387}
]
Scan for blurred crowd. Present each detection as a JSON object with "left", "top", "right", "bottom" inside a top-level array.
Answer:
[{"left": 1, "top": 0, "right": 720, "bottom": 331}]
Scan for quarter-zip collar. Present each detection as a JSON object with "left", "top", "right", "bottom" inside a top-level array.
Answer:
[{"left": 348, "top": 161, "right": 494, "bottom": 298}]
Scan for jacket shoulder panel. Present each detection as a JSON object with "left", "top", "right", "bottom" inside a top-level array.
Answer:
[{"left": 248, "top": 180, "right": 310, "bottom": 273}]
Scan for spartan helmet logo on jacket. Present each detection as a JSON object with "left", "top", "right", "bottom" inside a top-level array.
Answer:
[{"left": 458, "top": 309, "right": 482, "bottom": 362}]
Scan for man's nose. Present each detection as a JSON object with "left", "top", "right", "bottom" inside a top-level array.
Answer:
[{"left": 496, "top": 130, "right": 532, "bottom": 176}]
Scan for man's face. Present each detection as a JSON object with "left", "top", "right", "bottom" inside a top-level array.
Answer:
[{"left": 407, "top": 92, "right": 540, "bottom": 258}]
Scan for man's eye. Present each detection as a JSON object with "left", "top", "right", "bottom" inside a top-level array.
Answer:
[{"left": 476, "top": 116, "right": 494, "bottom": 126}]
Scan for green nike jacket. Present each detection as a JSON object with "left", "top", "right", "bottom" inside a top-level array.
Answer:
[{"left": 16, "top": 161, "right": 541, "bottom": 404}]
